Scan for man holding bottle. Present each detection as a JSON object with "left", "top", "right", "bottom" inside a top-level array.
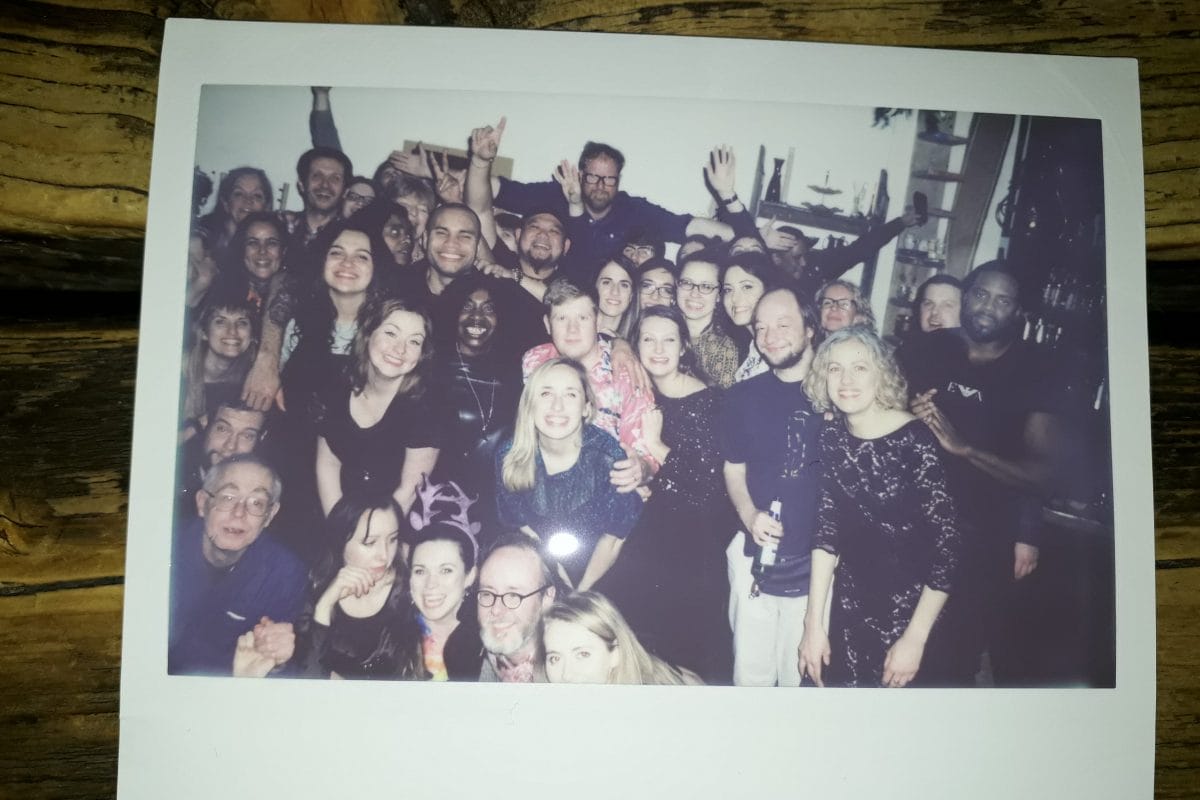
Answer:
[{"left": 722, "top": 286, "right": 825, "bottom": 686}]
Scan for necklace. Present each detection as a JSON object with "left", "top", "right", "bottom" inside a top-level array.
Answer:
[{"left": 457, "top": 343, "right": 497, "bottom": 432}]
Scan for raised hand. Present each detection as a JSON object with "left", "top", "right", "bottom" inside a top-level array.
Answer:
[
  {"left": 705, "top": 145, "right": 737, "bottom": 200},
  {"left": 470, "top": 116, "right": 506, "bottom": 163},
  {"left": 759, "top": 215, "right": 798, "bottom": 252},
  {"left": 389, "top": 143, "right": 433, "bottom": 179},
  {"left": 609, "top": 445, "right": 646, "bottom": 494},
  {"left": 429, "top": 149, "right": 464, "bottom": 204},
  {"left": 553, "top": 159, "right": 583, "bottom": 211}
]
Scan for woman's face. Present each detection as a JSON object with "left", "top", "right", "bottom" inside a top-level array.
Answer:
[
  {"left": 722, "top": 265, "right": 765, "bottom": 328},
  {"left": 531, "top": 363, "right": 590, "bottom": 442},
  {"left": 224, "top": 174, "right": 268, "bottom": 225},
  {"left": 637, "top": 315, "right": 684, "bottom": 381},
  {"left": 729, "top": 236, "right": 765, "bottom": 256},
  {"left": 342, "top": 180, "right": 376, "bottom": 219},
  {"left": 382, "top": 212, "right": 414, "bottom": 267},
  {"left": 410, "top": 539, "right": 476, "bottom": 625},
  {"left": 368, "top": 309, "right": 425, "bottom": 381},
  {"left": 596, "top": 261, "right": 633, "bottom": 320},
  {"left": 544, "top": 619, "right": 620, "bottom": 684},
  {"left": 204, "top": 307, "right": 253, "bottom": 359},
  {"left": 323, "top": 230, "right": 374, "bottom": 296},
  {"left": 677, "top": 261, "right": 720, "bottom": 323},
  {"left": 242, "top": 221, "right": 284, "bottom": 283},
  {"left": 638, "top": 267, "right": 676, "bottom": 310},
  {"left": 825, "top": 338, "right": 881, "bottom": 418},
  {"left": 342, "top": 507, "right": 401, "bottom": 584},
  {"left": 457, "top": 288, "right": 498, "bottom": 357}
]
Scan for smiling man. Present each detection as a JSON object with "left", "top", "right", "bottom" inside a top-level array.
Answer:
[
  {"left": 169, "top": 454, "right": 306, "bottom": 676},
  {"left": 897, "top": 260, "right": 1065, "bottom": 686},
  {"left": 475, "top": 534, "right": 557, "bottom": 682},
  {"left": 284, "top": 146, "right": 352, "bottom": 252}
]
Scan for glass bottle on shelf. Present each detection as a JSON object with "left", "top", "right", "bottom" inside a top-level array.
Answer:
[{"left": 765, "top": 159, "right": 784, "bottom": 203}]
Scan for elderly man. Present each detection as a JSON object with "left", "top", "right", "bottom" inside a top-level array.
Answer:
[
  {"left": 475, "top": 534, "right": 558, "bottom": 682},
  {"left": 168, "top": 454, "right": 306, "bottom": 676}
]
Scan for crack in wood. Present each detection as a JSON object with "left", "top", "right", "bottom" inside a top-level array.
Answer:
[{"left": 0, "top": 575, "right": 123, "bottom": 596}]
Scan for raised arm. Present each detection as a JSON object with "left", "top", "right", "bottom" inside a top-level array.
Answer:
[
  {"left": 704, "top": 145, "right": 759, "bottom": 240},
  {"left": 309, "top": 86, "right": 342, "bottom": 151},
  {"left": 466, "top": 117, "right": 506, "bottom": 249}
]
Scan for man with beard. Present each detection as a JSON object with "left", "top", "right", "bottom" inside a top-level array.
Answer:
[
  {"left": 897, "top": 260, "right": 1064, "bottom": 686},
  {"left": 176, "top": 397, "right": 267, "bottom": 522},
  {"left": 465, "top": 117, "right": 732, "bottom": 284},
  {"left": 474, "top": 534, "right": 557, "bottom": 682},
  {"left": 284, "top": 146, "right": 351, "bottom": 252},
  {"left": 721, "top": 286, "right": 824, "bottom": 686}
]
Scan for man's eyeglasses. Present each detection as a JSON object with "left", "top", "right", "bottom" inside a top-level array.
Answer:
[
  {"left": 345, "top": 191, "right": 374, "bottom": 205},
  {"left": 204, "top": 490, "right": 273, "bottom": 517},
  {"left": 476, "top": 585, "right": 552, "bottom": 610},
  {"left": 819, "top": 298, "right": 855, "bottom": 312},
  {"left": 582, "top": 173, "right": 619, "bottom": 188},
  {"left": 678, "top": 278, "right": 719, "bottom": 295},
  {"left": 640, "top": 281, "right": 676, "bottom": 299},
  {"left": 622, "top": 245, "right": 656, "bottom": 260}
]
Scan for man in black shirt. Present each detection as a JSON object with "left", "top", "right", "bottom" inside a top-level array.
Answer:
[{"left": 898, "top": 260, "right": 1064, "bottom": 685}]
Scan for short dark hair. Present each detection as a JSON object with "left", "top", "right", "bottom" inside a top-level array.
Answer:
[
  {"left": 427, "top": 202, "right": 481, "bottom": 239},
  {"left": 757, "top": 284, "right": 820, "bottom": 336},
  {"left": 217, "top": 167, "right": 273, "bottom": 216},
  {"left": 578, "top": 141, "right": 625, "bottom": 173},
  {"left": 623, "top": 226, "right": 664, "bottom": 256},
  {"left": 679, "top": 246, "right": 725, "bottom": 271},
  {"left": 296, "top": 147, "right": 352, "bottom": 187},
  {"left": 962, "top": 259, "right": 1023, "bottom": 305},
  {"left": 636, "top": 256, "right": 678, "bottom": 280},
  {"left": 914, "top": 273, "right": 963, "bottom": 314}
]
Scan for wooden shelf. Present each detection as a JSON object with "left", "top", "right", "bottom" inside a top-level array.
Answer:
[{"left": 756, "top": 200, "right": 879, "bottom": 237}]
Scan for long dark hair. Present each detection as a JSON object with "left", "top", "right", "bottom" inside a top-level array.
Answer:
[
  {"left": 221, "top": 211, "right": 289, "bottom": 297},
  {"left": 304, "top": 494, "right": 426, "bottom": 680}
]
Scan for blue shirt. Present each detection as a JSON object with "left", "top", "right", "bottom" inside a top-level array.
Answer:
[
  {"left": 722, "top": 371, "right": 824, "bottom": 584},
  {"left": 495, "top": 178, "right": 692, "bottom": 284},
  {"left": 168, "top": 517, "right": 308, "bottom": 676}
]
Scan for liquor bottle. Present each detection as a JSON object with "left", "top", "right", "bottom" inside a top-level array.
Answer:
[
  {"left": 765, "top": 159, "right": 784, "bottom": 203},
  {"left": 750, "top": 498, "right": 783, "bottom": 598}
]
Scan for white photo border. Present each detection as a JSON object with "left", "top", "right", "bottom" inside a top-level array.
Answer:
[{"left": 120, "top": 20, "right": 1153, "bottom": 799}]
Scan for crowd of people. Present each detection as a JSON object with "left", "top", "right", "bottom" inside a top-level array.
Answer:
[{"left": 172, "top": 93, "right": 1073, "bottom": 687}]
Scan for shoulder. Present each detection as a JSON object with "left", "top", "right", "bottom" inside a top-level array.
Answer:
[{"left": 522, "top": 342, "right": 559, "bottom": 372}]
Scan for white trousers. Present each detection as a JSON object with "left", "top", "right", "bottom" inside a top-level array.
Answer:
[{"left": 726, "top": 531, "right": 827, "bottom": 687}]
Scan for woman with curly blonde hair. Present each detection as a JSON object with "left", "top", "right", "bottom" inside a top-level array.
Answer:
[
  {"left": 542, "top": 591, "right": 701, "bottom": 685},
  {"left": 798, "top": 325, "right": 964, "bottom": 688}
]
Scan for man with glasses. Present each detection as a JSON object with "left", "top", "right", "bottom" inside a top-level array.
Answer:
[
  {"left": 816, "top": 279, "right": 876, "bottom": 335},
  {"left": 169, "top": 454, "right": 306, "bottom": 676},
  {"left": 467, "top": 117, "right": 733, "bottom": 282},
  {"left": 475, "top": 534, "right": 557, "bottom": 682}
]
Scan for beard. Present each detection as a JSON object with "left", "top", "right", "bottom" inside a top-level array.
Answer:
[
  {"left": 963, "top": 311, "right": 1019, "bottom": 343},
  {"left": 762, "top": 344, "right": 807, "bottom": 371}
]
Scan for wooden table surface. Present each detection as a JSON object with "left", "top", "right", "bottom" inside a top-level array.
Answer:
[{"left": 0, "top": 2, "right": 1196, "bottom": 797}]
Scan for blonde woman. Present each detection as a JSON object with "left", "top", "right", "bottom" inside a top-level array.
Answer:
[
  {"left": 495, "top": 358, "right": 642, "bottom": 592},
  {"left": 798, "top": 325, "right": 962, "bottom": 688},
  {"left": 543, "top": 591, "right": 701, "bottom": 685}
]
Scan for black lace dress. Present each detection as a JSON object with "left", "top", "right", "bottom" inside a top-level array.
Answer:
[
  {"left": 815, "top": 419, "right": 961, "bottom": 687},
  {"left": 612, "top": 387, "right": 735, "bottom": 683}
]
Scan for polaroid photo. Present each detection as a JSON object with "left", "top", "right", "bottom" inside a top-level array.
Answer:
[{"left": 119, "top": 19, "right": 1154, "bottom": 799}]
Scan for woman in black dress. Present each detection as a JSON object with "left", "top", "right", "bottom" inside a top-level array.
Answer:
[
  {"left": 617, "top": 305, "right": 734, "bottom": 683},
  {"left": 316, "top": 295, "right": 442, "bottom": 518},
  {"left": 797, "top": 325, "right": 961, "bottom": 688}
]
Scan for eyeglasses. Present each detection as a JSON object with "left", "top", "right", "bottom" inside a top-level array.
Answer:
[
  {"left": 582, "top": 173, "right": 619, "bottom": 187},
  {"left": 476, "top": 585, "right": 552, "bottom": 610},
  {"left": 204, "top": 490, "right": 273, "bottom": 517},
  {"left": 819, "top": 298, "right": 855, "bottom": 311},
  {"left": 640, "top": 281, "right": 676, "bottom": 299},
  {"left": 623, "top": 245, "right": 655, "bottom": 259},
  {"left": 677, "top": 278, "right": 718, "bottom": 295},
  {"left": 345, "top": 191, "right": 374, "bottom": 205}
]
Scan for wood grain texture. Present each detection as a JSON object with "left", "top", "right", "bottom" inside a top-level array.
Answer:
[{"left": 0, "top": 1, "right": 1195, "bottom": 798}]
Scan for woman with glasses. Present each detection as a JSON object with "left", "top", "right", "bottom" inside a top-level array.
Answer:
[
  {"left": 295, "top": 494, "right": 426, "bottom": 680},
  {"left": 595, "top": 255, "right": 640, "bottom": 339},
  {"left": 316, "top": 295, "right": 441, "bottom": 519},
  {"left": 495, "top": 357, "right": 643, "bottom": 593},
  {"left": 720, "top": 250, "right": 788, "bottom": 382},
  {"left": 636, "top": 257, "right": 678, "bottom": 311},
  {"left": 797, "top": 326, "right": 961, "bottom": 688},
  {"left": 341, "top": 175, "right": 377, "bottom": 221},
  {"left": 615, "top": 305, "right": 734, "bottom": 682},
  {"left": 676, "top": 248, "right": 739, "bottom": 388},
  {"left": 816, "top": 279, "right": 876, "bottom": 335},
  {"left": 543, "top": 591, "right": 701, "bottom": 685}
]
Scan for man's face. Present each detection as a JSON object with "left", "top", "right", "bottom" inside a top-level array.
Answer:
[
  {"left": 545, "top": 295, "right": 600, "bottom": 362},
  {"left": 755, "top": 290, "right": 813, "bottom": 371},
  {"left": 518, "top": 213, "right": 568, "bottom": 273},
  {"left": 818, "top": 284, "right": 857, "bottom": 333},
  {"left": 301, "top": 156, "right": 346, "bottom": 214},
  {"left": 223, "top": 174, "right": 268, "bottom": 225},
  {"left": 962, "top": 271, "right": 1020, "bottom": 343},
  {"left": 425, "top": 208, "right": 479, "bottom": 279},
  {"left": 622, "top": 243, "right": 656, "bottom": 266},
  {"left": 204, "top": 407, "right": 265, "bottom": 467},
  {"left": 196, "top": 461, "right": 278, "bottom": 557},
  {"left": 919, "top": 283, "right": 962, "bottom": 332},
  {"left": 477, "top": 547, "right": 553, "bottom": 658},
  {"left": 580, "top": 155, "right": 620, "bottom": 215}
]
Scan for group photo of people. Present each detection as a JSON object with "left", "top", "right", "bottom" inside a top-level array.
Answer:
[{"left": 169, "top": 83, "right": 1115, "bottom": 688}]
